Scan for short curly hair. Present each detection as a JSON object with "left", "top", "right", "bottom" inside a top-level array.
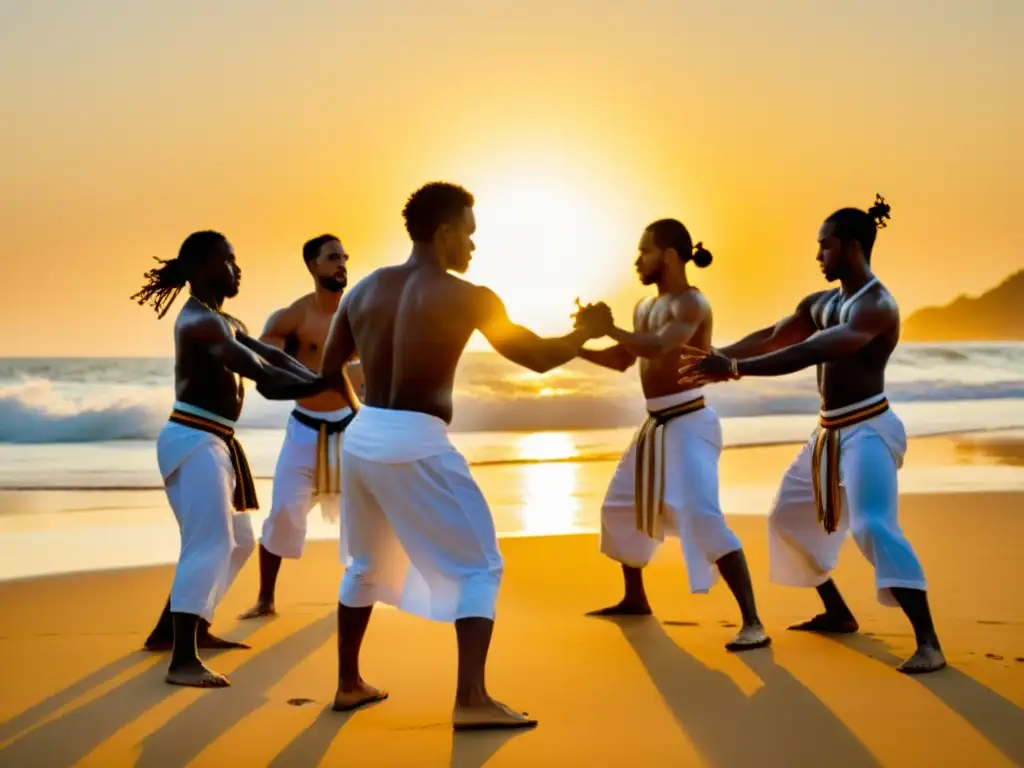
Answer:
[{"left": 402, "top": 182, "right": 475, "bottom": 243}]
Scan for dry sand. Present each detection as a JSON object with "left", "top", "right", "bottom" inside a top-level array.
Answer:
[{"left": 0, "top": 491, "right": 1022, "bottom": 767}]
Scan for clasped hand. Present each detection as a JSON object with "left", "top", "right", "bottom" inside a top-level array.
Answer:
[{"left": 570, "top": 298, "right": 614, "bottom": 338}]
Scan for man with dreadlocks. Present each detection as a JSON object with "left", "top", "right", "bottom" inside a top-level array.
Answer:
[
  {"left": 678, "top": 196, "right": 946, "bottom": 675},
  {"left": 132, "top": 230, "right": 336, "bottom": 688}
]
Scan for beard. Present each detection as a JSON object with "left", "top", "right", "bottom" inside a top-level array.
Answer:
[
  {"left": 639, "top": 268, "right": 660, "bottom": 286},
  {"left": 317, "top": 275, "right": 347, "bottom": 293}
]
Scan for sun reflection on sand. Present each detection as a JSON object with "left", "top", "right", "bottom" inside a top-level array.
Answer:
[{"left": 515, "top": 432, "right": 581, "bottom": 535}]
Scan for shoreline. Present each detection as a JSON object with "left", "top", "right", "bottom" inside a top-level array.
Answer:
[
  {"left": 0, "top": 430, "right": 1021, "bottom": 584},
  {"left": 0, "top": 489, "right": 1020, "bottom": 590},
  {"left": 0, "top": 423, "right": 1021, "bottom": 491}
]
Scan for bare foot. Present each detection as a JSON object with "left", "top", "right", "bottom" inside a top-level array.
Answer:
[
  {"left": 238, "top": 599, "right": 276, "bottom": 620},
  {"left": 165, "top": 659, "right": 230, "bottom": 688},
  {"left": 453, "top": 698, "right": 537, "bottom": 731},
  {"left": 585, "top": 600, "right": 652, "bottom": 617},
  {"left": 725, "top": 623, "right": 772, "bottom": 652},
  {"left": 332, "top": 681, "right": 389, "bottom": 712},
  {"left": 898, "top": 645, "right": 947, "bottom": 675},
  {"left": 788, "top": 612, "right": 859, "bottom": 634}
]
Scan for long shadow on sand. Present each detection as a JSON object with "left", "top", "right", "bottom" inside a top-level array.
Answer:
[
  {"left": 832, "top": 633, "right": 1024, "bottom": 766},
  {"left": 611, "top": 618, "right": 881, "bottom": 768},
  {"left": 450, "top": 728, "right": 530, "bottom": 768},
  {"left": 135, "top": 613, "right": 336, "bottom": 768},
  {"left": 0, "top": 618, "right": 264, "bottom": 764},
  {"left": 266, "top": 704, "right": 359, "bottom": 768},
  {"left": 0, "top": 653, "right": 142, "bottom": 745}
]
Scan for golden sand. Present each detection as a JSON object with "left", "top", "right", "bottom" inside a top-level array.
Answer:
[{"left": 0, "top": 492, "right": 1022, "bottom": 767}]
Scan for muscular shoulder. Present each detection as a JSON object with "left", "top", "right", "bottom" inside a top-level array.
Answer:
[
  {"left": 852, "top": 283, "right": 899, "bottom": 326},
  {"left": 798, "top": 289, "right": 835, "bottom": 313},
  {"left": 670, "top": 289, "right": 706, "bottom": 320},
  {"left": 632, "top": 296, "right": 654, "bottom": 321},
  {"left": 466, "top": 282, "right": 505, "bottom": 322},
  {"left": 261, "top": 300, "right": 305, "bottom": 338},
  {"left": 179, "top": 307, "right": 233, "bottom": 343}
]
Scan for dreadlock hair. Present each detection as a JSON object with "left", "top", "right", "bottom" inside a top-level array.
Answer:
[
  {"left": 130, "top": 230, "right": 227, "bottom": 318},
  {"left": 302, "top": 234, "right": 340, "bottom": 264},
  {"left": 824, "top": 194, "right": 892, "bottom": 263},
  {"left": 646, "top": 219, "right": 713, "bottom": 268}
]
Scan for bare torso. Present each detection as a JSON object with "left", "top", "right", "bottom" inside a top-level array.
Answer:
[
  {"left": 812, "top": 284, "right": 899, "bottom": 411},
  {"left": 635, "top": 288, "right": 713, "bottom": 399},
  {"left": 344, "top": 264, "right": 481, "bottom": 423},
  {"left": 279, "top": 294, "right": 348, "bottom": 412},
  {"left": 173, "top": 300, "right": 246, "bottom": 422}
]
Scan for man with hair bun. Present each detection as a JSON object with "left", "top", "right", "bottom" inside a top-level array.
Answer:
[
  {"left": 679, "top": 195, "right": 946, "bottom": 674},
  {"left": 131, "top": 230, "right": 332, "bottom": 688},
  {"left": 575, "top": 218, "right": 770, "bottom": 653}
]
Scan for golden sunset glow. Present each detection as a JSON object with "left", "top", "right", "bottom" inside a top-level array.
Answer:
[
  {"left": 1, "top": 2, "right": 1021, "bottom": 355},
  {"left": 465, "top": 169, "right": 636, "bottom": 335}
]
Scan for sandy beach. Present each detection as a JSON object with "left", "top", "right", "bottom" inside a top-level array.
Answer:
[{"left": 1, "top": 479, "right": 1022, "bottom": 766}]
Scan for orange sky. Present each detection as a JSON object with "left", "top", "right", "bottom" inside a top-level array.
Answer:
[{"left": 1, "top": 1, "right": 1022, "bottom": 356}]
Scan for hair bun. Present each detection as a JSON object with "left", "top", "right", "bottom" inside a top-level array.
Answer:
[
  {"left": 868, "top": 193, "right": 891, "bottom": 229},
  {"left": 692, "top": 241, "right": 713, "bottom": 268}
]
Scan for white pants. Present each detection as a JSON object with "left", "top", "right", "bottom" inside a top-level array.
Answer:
[
  {"left": 260, "top": 406, "right": 350, "bottom": 560},
  {"left": 158, "top": 421, "right": 255, "bottom": 622},
  {"left": 338, "top": 406, "right": 503, "bottom": 623},
  {"left": 600, "top": 391, "right": 742, "bottom": 593},
  {"left": 768, "top": 402, "right": 927, "bottom": 605}
]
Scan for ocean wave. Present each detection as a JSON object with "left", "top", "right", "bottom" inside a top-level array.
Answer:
[
  {"left": 0, "top": 374, "right": 1022, "bottom": 443},
  {"left": 0, "top": 379, "right": 168, "bottom": 443}
]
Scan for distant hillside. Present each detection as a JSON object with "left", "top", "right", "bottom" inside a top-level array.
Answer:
[{"left": 902, "top": 270, "right": 1024, "bottom": 341}]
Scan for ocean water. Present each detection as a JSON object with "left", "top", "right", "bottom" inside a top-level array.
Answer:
[
  {"left": 0, "top": 344, "right": 1022, "bottom": 490},
  {"left": 0, "top": 347, "right": 1021, "bottom": 581}
]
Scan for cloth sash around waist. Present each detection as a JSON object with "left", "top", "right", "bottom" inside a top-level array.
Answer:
[
  {"left": 634, "top": 391, "right": 707, "bottom": 538},
  {"left": 810, "top": 394, "right": 890, "bottom": 534},
  {"left": 342, "top": 405, "right": 453, "bottom": 464},
  {"left": 168, "top": 407, "right": 258, "bottom": 512},
  {"left": 291, "top": 406, "right": 355, "bottom": 496}
]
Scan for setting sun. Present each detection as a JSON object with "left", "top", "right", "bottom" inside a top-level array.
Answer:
[{"left": 463, "top": 171, "right": 635, "bottom": 336}]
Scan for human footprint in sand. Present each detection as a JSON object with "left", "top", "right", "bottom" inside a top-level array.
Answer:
[
  {"left": 572, "top": 219, "right": 769, "bottom": 653},
  {"left": 677, "top": 196, "right": 945, "bottom": 674},
  {"left": 320, "top": 182, "right": 609, "bottom": 727},
  {"left": 132, "top": 231, "right": 332, "bottom": 687}
]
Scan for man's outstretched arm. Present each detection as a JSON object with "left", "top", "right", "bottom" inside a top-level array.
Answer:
[
  {"left": 187, "top": 314, "right": 327, "bottom": 400},
  {"left": 604, "top": 294, "right": 702, "bottom": 359},
  {"left": 477, "top": 288, "right": 600, "bottom": 373},
  {"left": 234, "top": 306, "right": 317, "bottom": 380},
  {"left": 577, "top": 344, "right": 637, "bottom": 372},
  {"left": 734, "top": 299, "right": 894, "bottom": 377},
  {"left": 716, "top": 291, "right": 827, "bottom": 360}
]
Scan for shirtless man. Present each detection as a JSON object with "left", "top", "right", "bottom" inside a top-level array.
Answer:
[
  {"left": 678, "top": 196, "right": 945, "bottom": 674},
  {"left": 131, "top": 230, "right": 334, "bottom": 687},
  {"left": 239, "top": 234, "right": 363, "bottom": 620},
  {"left": 576, "top": 219, "right": 769, "bottom": 651},
  {"left": 319, "top": 182, "right": 608, "bottom": 728}
]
